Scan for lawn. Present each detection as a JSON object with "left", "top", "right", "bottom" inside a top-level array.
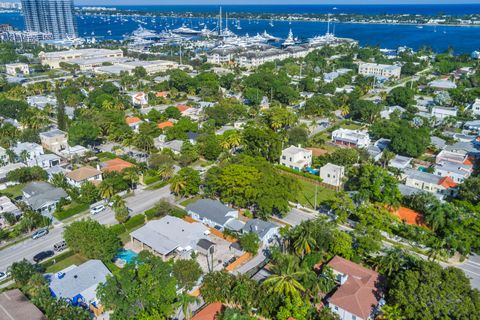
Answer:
[
  {"left": 45, "top": 254, "right": 88, "bottom": 273},
  {"left": 53, "top": 202, "right": 89, "bottom": 220},
  {"left": 294, "top": 180, "right": 337, "bottom": 209},
  {"left": 180, "top": 195, "right": 202, "bottom": 207},
  {"left": 0, "top": 183, "right": 26, "bottom": 198}
]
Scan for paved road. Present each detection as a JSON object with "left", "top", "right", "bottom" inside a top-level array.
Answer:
[
  {"left": 0, "top": 185, "right": 173, "bottom": 272},
  {"left": 278, "top": 207, "right": 480, "bottom": 290}
]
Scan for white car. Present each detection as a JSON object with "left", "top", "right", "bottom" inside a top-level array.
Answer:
[
  {"left": 90, "top": 204, "right": 106, "bottom": 215},
  {"left": 0, "top": 271, "right": 10, "bottom": 281}
]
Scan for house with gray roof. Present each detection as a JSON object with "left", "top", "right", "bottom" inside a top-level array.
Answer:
[
  {"left": 434, "top": 161, "right": 473, "bottom": 183},
  {"left": 186, "top": 199, "right": 239, "bottom": 231},
  {"left": 0, "top": 289, "right": 46, "bottom": 320},
  {"left": 130, "top": 215, "right": 210, "bottom": 259},
  {"left": 388, "top": 155, "right": 413, "bottom": 171},
  {"left": 242, "top": 219, "right": 279, "bottom": 245},
  {"left": 48, "top": 260, "right": 111, "bottom": 307},
  {"left": 22, "top": 182, "right": 68, "bottom": 217},
  {"left": 402, "top": 169, "right": 457, "bottom": 198}
]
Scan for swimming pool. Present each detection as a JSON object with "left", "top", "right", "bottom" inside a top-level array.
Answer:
[{"left": 115, "top": 249, "right": 138, "bottom": 264}]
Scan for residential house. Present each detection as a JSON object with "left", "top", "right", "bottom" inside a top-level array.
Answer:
[
  {"left": 380, "top": 105, "right": 405, "bottom": 119},
  {"left": 27, "top": 95, "right": 57, "bottom": 110},
  {"left": 125, "top": 116, "right": 143, "bottom": 133},
  {"left": 5, "top": 63, "right": 29, "bottom": 76},
  {"left": 388, "top": 155, "right": 413, "bottom": 170},
  {"left": 157, "top": 121, "right": 174, "bottom": 130},
  {"left": 428, "top": 80, "right": 457, "bottom": 90},
  {"left": 403, "top": 168, "right": 457, "bottom": 197},
  {"left": 436, "top": 149, "right": 469, "bottom": 165},
  {"left": 279, "top": 145, "right": 313, "bottom": 171},
  {"left": 12, "top": 142, "right": 44, "bottom": 166},
  {"left": 186, "top": 199, "right": 239, "bottom": 231},
  {"left": 65, "top": 166, "right": 103, "bottom": 187},
  {"left": 39, "top": 129, "right": 68, "bottom": 154},
  {"left": 367, "top": 145, "right": 383, "bottom": 162},
  {"left": 192, "top": 303, "right": 224, "bottom": 320},
  {"left": 320, "top": 163, "right": 345, "bottom": 188},
  {"left": 470, "top": 98, "right": 480, "bottom": 115},
  {"left": 127, "top": 92, "right": 148, "bottom": 107},
  {"left": 434, "top": 161, "right": 473, "bottom": 183},
  {"left": 99, "top": 158, "right": 135, "bottom": 173},
  {"left": 0, "top": 289, "right": 46, "bottom": 320},
  {"left": 464, "top": 120, "right": 480, "bottom": 133},
  {"left": 242, "top": 219, "right": 279, "bottom": 244},
  {"left": 431, "top": 106, "right": 457, "bottom": 120},
  {"left": 0, "top": 146, "right": 8, "bottom": 164},
  {"left": 0, "top": 163, "right": 26, "bottom": 181},
  {"left": 154, "top": 135, "right": 184, "bottom": 154},
  {"left": 326, "top": 256, "right": 385, "bottom": 320},
  {"left": 34, "top": 154, "right": 61, "bottom": 169},
  {"left": 332, "top": 129, "right": 371, "bottom": 148},
  {"left": 48, "top": 259, "right": 111, "bottom": 314},
  {"left": 0, "top": 195, "right": 21, "bottom": 218},
  {"left": 130, "top": 216, "right": 210, "bottom": 259},
  {"left": 22, "top": 182, "right": 68, "bottom": 217}
]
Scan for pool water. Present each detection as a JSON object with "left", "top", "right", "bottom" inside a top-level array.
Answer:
[{"left": 115, "top": 249, "right": 138, "bottom": 264}]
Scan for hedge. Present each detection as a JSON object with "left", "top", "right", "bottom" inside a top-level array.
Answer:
[
  {"left": 53, "top": 203, "right": 89, "bottom": 220},
  {"left": 275, "top": 165, "right": 323, "bottom": 182}
]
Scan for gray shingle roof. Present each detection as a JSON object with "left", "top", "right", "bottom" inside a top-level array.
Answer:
[
  {"left": 186, "top": 199, "right": 236, "bottom": 226},
  {"left": 243, "top": 219, "right": 277, "bottom": 239}
]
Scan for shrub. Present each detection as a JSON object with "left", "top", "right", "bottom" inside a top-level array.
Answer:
[
  {"left": 109, "top": 224, "right": 126, "bottom": 236},
  {"left": 53, "top": 203, "right": 89, "bottom": 220},
  {"left": 143, "top": 174, "right": 161, "bottom": 185}
]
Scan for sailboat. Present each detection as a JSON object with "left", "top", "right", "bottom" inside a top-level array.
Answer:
[
  {"left": 269, "top": 19, "right": 274, "bottom": 27},
  {"left": 236, "top": 19, "right": 242, "bottom": 30}
]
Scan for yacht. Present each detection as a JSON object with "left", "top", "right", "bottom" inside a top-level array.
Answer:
[
  {"left": 262, "top": 30, "right": 280, "bottom": 42},
  {"left": 172, "top": 24, "right": 202, "bottom": 35},
  {"left": 282, "top": 29, "right": 296, "bottom": 47}
]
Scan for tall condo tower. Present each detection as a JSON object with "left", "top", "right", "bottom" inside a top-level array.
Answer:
[{"left": 21, "top": 0, "right": 77, "bottom": 39}]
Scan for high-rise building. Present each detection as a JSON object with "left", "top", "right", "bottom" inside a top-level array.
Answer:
[{"left": 21, "top": 0, "right": 77, "bottom": 39}]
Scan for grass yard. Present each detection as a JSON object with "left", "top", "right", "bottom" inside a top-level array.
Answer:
[
  {"left": 45, "top": 254, "right": 88, "bottom": 273},
  {"left": 294, "top": 180, "right": 337, "bottom": 209},
  {"left": 0, "top": 183, "right": 26, "bottom": 198},
  {"left": 180, "top": 195, "right": 202, "bottom": 207}
]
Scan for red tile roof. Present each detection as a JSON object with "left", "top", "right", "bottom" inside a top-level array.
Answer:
[
  {"left": 176, "top": 104, "right": 191, "bottom": 113},
  {"left": 327, "top": 256, "right": 384, "bottom": 320},
  {"left": 192, "top": 303, "right": 224, "bottom": 320},
  {"left": 392, "top": 207, "right": 425, "bottom": 227},
  {"left": 438, "top": 176, "right": 457, "bottom": 188},
  {"left": 158, "top": 121, "right": 174, "bottom": 129},
  {"left": 125, "top": 116, "right": 142, "bottom": 125},
  {"left": 463, "top": 156, "right": 474, "bottom": 166},
  {"left": 155, "top": 91, "right": 169, "bottom": 98},
  {"left": 100, "top": 158, "right": 135, "bottom": 173}
]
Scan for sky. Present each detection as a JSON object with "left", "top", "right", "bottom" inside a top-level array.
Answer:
[{"left": 4, "top": 0, "right": 480, "bottom": 5}]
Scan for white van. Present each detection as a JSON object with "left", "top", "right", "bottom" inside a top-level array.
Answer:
[{"left": 90, "top": 204, "right": 105, "bottom": 215}]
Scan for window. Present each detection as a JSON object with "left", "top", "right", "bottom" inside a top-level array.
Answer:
[
  {"left": 334, "top": 306, "right": 338, "bottom": 311},
  {"left": 352, "top": 316, "right": 356, "bottom": 320}
]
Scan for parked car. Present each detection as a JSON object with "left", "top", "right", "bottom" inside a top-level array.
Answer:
[
  {"left": 0, "top": 271, "right": 10, "bottom": 281},
  {"left": 53, "top": 240, "right": 67, "bottom": 252},
  {"left": 33, "top": 250, "right": 54, "bottom": 263},
  {"left": 90, "top": 204, "right": 106, "bottom": 215},
  {"left": 31, "top": 228, "right": 48, "bottom": 240}
]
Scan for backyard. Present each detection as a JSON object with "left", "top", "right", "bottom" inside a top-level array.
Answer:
[{"left": 294, "top": 180, "right": 337, "bottom": 209}]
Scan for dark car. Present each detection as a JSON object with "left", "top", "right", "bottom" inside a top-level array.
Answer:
[{"left": 33, "top": 250, "right": 54, "bottom": 263}]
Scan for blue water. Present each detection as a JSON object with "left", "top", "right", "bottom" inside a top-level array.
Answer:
[
  {"left": 115, "top": 249, "right": 138, "bottom": 263},
  {"left": 1, "top": 5, "right": 480, "bottom": 53}
]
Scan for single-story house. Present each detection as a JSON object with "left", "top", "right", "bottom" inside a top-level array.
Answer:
[
  {"left": 186, "top": 199, "right": 239, "bottom": 231},
  {"left": 242, "top": 219, "right": 279, "bottom": 244},
  {"left": 0, "top": 195, "right": 21, "bottom": 217},
  {"left": 48, "top": 260, "right": 111, "bottom": 309},
  {"left": 388, "top": 155, "right": 413, "bottom": 171},
  {"left": 0, "top": 163, "right": 26, "bottom": 181},
  {"left": 130, "top": 216, "right": 210, "bottom": 259},
  {"left": 22, "top": 182, "right": 68, "bottom": 217},
  {"left": 65, "top": 166, "right": 103, "bottom": 187}
]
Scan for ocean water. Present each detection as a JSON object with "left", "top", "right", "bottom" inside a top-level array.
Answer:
[{"left": 1, "top": 5, "right": 480, "bottom": 53}]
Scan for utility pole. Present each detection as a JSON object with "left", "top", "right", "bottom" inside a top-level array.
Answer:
[{"left": 314, "top": 184, "right": 318, "bottom": 211}]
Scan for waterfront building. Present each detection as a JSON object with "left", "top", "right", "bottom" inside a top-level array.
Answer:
[
  {"left": 21, "top": 0, "right": 77, "bottom": 39},
  {"left": 358, "top": 62, "right": 401, "bottom": 79}
]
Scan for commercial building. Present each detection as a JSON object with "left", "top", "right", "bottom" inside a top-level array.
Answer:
[
  {"left": 39, "top": 48, "right": 124, "bottom": 69},
  {"left": 5, "top": 63, "right": 29, "bottom": 76},
  {"left": 21, "top": 0, "right": 77, "bottom": 39},
  {"left": 95, "top": 59, "right": 180, "bottom": 75},
  {"left": 358, "top": 62, "right": 401, "bottom": 79}
]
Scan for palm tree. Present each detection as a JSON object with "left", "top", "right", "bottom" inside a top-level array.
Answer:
[
  {"left": 170, "top": 175, "right": 187, "bottom": 196},
  {"left": 292, "top": 224, "right": 316, "bottom": 259},
  {"left": 123, "top": 168, "right": 139, "bottom": 190},
  {"left": 6, "top": 149, "right": 16, "bottom": 163},
  {"left": 99, "top": 180, "right": 115, "bottom": 201},
  {"left": 262, "top": 256, "right": 306, "bottom": 299},
  {"left": 111, "top": 195, "right": 126, "bottom": 210},
  {"left": 19, "top": 150, "right": 30, "bottom": 164},
  {"left": 374, "top": 247, "right": 405, "bottom": 276},
  {"left": 427, "top": 238, "right": 447, "bottom": 262},
  {"left": 381, "top": 304, "right": 405, "bottom": 320},
  {"left": 158, "top": 165, "right": 174, "bottom": 181},
  {"left": 380, "top": 150, "right": 395, "bottom": 168},
  {"left": 50, "top": 173, "right": 68, "bottom": 189},
  {"left": 177, "top": 292, "right": 200, "bottom": 320}
]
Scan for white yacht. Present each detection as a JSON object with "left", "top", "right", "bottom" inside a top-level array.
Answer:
[
  {"left": 172, "top": 24, "right": 202, "bottom": 35},
  {"left": 283, "top": 29, "right": 296, "bottom": 47}
]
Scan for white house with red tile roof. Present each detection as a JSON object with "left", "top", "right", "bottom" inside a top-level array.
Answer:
[
  {"left": 403, "top": 168, "right": 458, "bottom": 198},
  {"left": 125, "top": 116, "right": 143, "bottom": 133},
  {"left": 326, "top": 256, "right": 385, "bottom": 320}
]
